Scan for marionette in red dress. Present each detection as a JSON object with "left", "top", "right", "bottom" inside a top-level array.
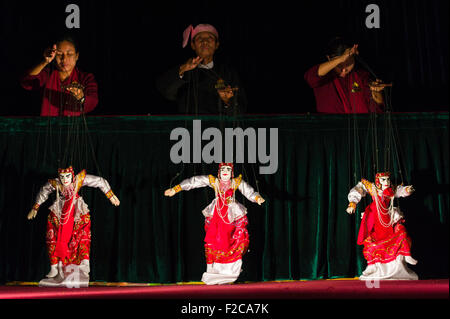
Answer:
[
  {"left": 346, "top": 172, "right": 418, "bottom": 280},
  {"left": 27, "top": 166, "right": 120, "bottom": 287},
  {"left": 164, "top": 163, "right": 265, "bottom": 285}
]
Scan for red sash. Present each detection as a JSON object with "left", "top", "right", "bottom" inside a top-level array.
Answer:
[
  {"left": 54, "top": 194, "right": 79, "bottom": 260},
  {"left": 204, "top": 188, "right": 235, "bottom": 251}
]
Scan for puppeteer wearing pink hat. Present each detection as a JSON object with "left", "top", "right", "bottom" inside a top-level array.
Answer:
[
  {"left": 156, "top": 22, "right": 247, "bottom": 115},
  {"left": 182, "top": 24, "right": 219, "bottom": 48}
]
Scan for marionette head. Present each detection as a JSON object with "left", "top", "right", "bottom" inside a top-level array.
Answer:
[
  {"left": 375, "top": 172, "right": 391, "bottom": 190},
  {"left": 58, "top": 166, "right": 74, "bottom": 187},
  {"left": 218, "top": 163, "right": 233, "bottom": 182}
]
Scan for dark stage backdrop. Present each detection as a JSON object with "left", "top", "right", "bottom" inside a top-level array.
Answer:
[
  {"left": 0, "top": 0, "right": 448, "bottom": 116},
  {"left": 0, "top": 113, "right": 448, "bottom": 283}
]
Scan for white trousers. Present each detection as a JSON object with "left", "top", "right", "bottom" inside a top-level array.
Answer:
[
  {"left": 39, "top": 260, "right": 90, "bottom": 288},
  {"left": 201, "top": 259, "right": 243, "bottom": 285},
  {"left": 359, "top": 255, "right": 418, "bottom": 280}
]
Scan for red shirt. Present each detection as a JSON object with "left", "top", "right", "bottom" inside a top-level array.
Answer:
[
  {"left": 304, "top": 64, "right": 382, "bottom": 113},
  {"left": 21, "top": 67, "right": 98, "bottom": 116}
]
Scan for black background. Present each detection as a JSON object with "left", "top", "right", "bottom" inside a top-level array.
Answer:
[{"left": 0, "top": 0, "right": 448, "bottom": 116}]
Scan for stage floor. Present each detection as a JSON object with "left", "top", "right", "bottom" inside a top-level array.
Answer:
[{"left": 1, "top": 279, "right": 448, "bottom": 299}]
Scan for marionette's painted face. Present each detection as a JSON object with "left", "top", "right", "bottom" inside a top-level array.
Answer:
[
  {"left": 59, "top": 172, "right": 73, "bottom": 187},
  {"left": 219, "top": 166, "right": 232, "bottom": 182},
  {"left": 378, "top": 176, "right": 391, "bottom": 190}
]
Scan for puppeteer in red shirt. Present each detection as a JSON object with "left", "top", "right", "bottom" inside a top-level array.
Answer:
[
  {"left": 304, "top": 64, "right": 382, "bottom": 114},
  {"left": 21, "top": 67, "right": 98, "bottom": 116}
]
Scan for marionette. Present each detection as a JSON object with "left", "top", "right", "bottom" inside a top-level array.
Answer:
[
  {"left": 346, "top": 172, "right": 418, "bottom": 280},
  {"left": 27, "top": 166, "right": 120, "bottom": 287},
  {"left": 164, "top": 163, "right": 265, "bottom": 285}
]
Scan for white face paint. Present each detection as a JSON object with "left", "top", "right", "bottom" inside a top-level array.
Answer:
[
  {"left": 59, "top": 172, "right": 73, "bottom": 187},
  {"left": 379, "top": 176, "right": 391, "bottom": 190},
  {"left": 219, "top": 166, "right": 232, "bottom": 182}
]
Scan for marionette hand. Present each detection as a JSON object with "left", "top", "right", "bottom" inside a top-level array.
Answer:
[
  {"left": 43, "top": 44, "right": 57, "bottom": 64},
  {"left": 346, "top": 203, "right": 357, "bottom": 214},
  {"left": 179, "top": 56, "right": 203, "bottom": 76},
  {"left": 110, "top": 195, "right": 120, "bottom": 206},
  {"left": 27, "top": 209, "right": 38, "bottom": 220},
  {"left": 256, "top": 196, "right": 265, "bottom": 206},
  {"left": 66, "top": 83, "right": 85, "bottom": 101},
  {"left": 405, "top": 185, "right": 415, "bottom": 195},
  {"left": 346, "top": 206, "right": 355, "bottom": 214},
  {"left": 164, "top": 188, "right": 176, "bottom": 197}
]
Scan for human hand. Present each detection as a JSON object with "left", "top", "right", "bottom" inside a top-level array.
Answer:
[
  {"left": 110, "top": 195, "right": 120, "bottom": 206},
  {"left": 339, "top": 44, "right": 359, "bottom": 63},
  {"left": 217, "top": 85, "right": 234, "bottom": 105},
  {"left": 27, "top": 209, "right": 38, "bottom": 220},
  {"left": 369, "top": 79, "right": 391, "bottom": 92},
  {"left": 179, "top": 56, "right": 203, "bottom": 76},
  {"left": 43, "top": 44, "right": 57, "bottom": 64},
  {"left": 65, "top": 82, "right": 85, "bottom": 101},
  {"left": 164, "top": 188, "right": 176, "bottom": 197}
]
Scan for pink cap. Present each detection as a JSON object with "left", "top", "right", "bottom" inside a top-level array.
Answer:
[{"left": 182, "top": 24, "right": 219, "bottom": 48}]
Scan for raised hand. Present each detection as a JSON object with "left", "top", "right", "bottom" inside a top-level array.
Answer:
[
  {"left": 340, "top": 44, "right": 359, "bottom": 62},
  {"left": 43, "top": 44, "right": 57, "bottom": 64},
  {"left": 179, "top": 56, "right": 203, "bottom": 76}
]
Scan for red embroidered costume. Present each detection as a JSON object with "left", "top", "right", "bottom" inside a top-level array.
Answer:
[
  {"left": 30, "top": 166, "right": 118, "bottom": 287},
  {"left": 347, "top": 172, "right": 418, "bottom": 280},
  {"left": 169, "top": 163, "right": 264, "bottom": 285}
]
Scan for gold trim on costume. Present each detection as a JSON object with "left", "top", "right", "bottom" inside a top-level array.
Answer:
[
  {"left": 348, "top": 202, "right": 357, "bottom": 209},
  {"left": 105, "top": 190, "right": 114, "bottom": 199},
  {"left": 76, "top": 170, "right": 86, "bottom": 192},
  {"left": 49, "top": 178, "right": 59, "bottom": 189},
  {"left": 361, "top": 179, "right": 375, "bottom": 196},
  {"left": 173, "top": 184, "right": 182, "bottom": 193},
  {"left": 32, "top": 203, "right": 40, "bottom": 211},
  {"left": 233, "top": 174, "right": 242, "bottom": 190}
]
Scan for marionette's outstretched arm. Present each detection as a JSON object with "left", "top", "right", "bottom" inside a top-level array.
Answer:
[
  {"left": 164, "top": 175, "right": 211, "bottom": 197},
  {"left": 237, "top": 179, "right": 265, "bottom": 205},
  {"left": 346, "top": 179, "right": 372, "bottom": 214},
  {"left": 27, "top": 181, "right": 56, "bottom": 220},
  {"left": 83, "top": 174, "right": 120, "bottom": 206},
  {"left": 395, "top": 185, "right": 414, "bottom": 198}
]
